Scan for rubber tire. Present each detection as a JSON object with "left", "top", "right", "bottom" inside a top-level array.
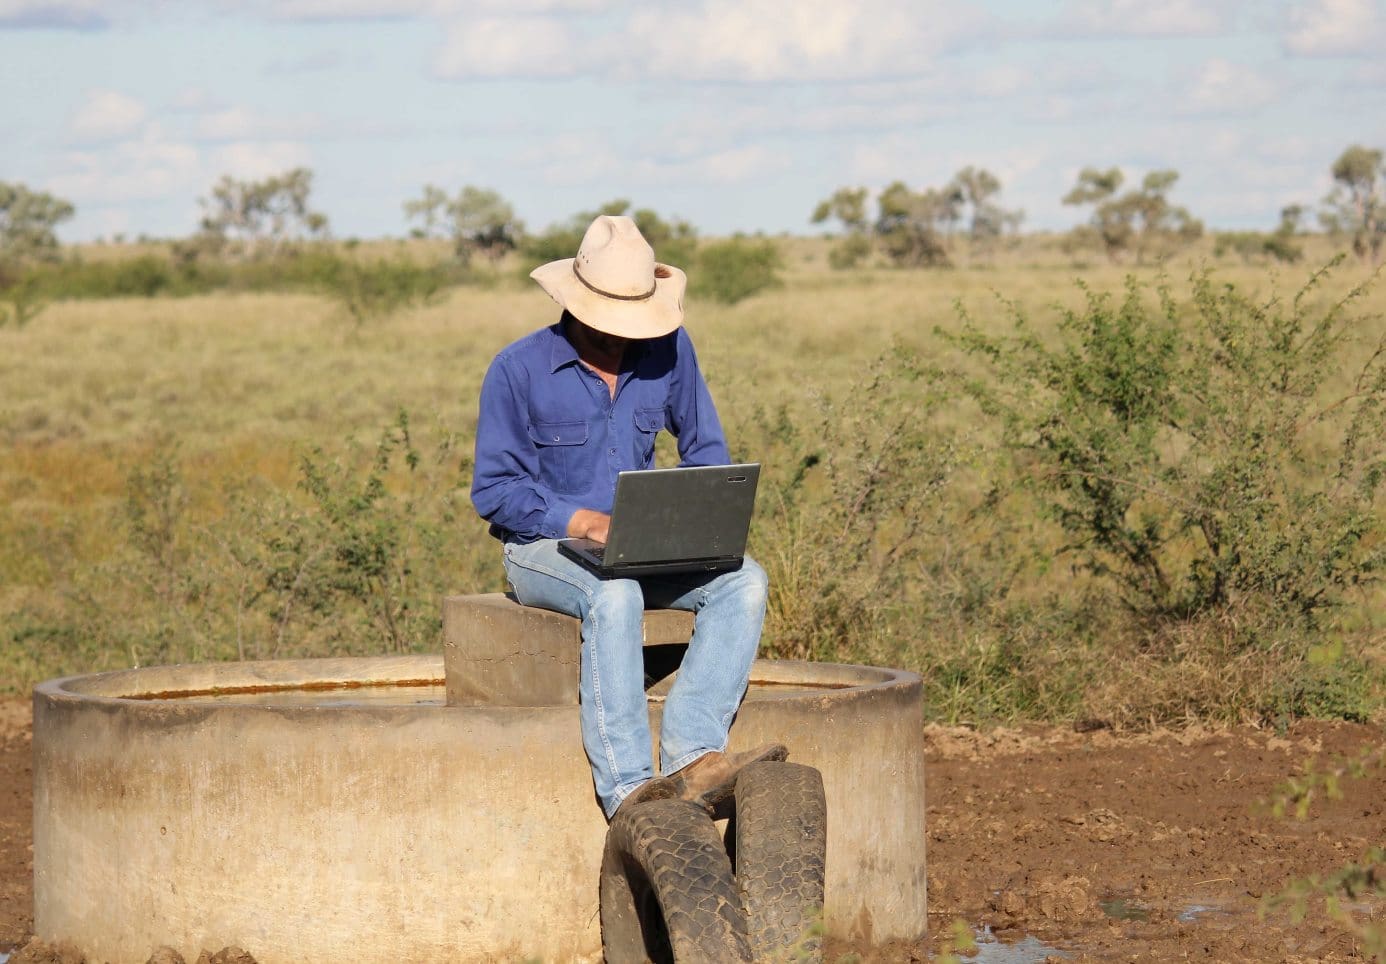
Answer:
[
  {"left": 732, "top": 762, "right": 827, "bottom": 963},
  {"left": 601, "top": 798, "right": 753, "bottom": 964}
]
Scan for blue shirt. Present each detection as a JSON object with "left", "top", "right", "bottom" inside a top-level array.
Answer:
[{"left": 471, "top": 317, "right": 731, "bottom": 542}]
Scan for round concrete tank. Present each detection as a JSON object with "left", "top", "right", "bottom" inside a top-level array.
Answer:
[{"left": 32, "top": 595, "right": 926, "bottom": 963}]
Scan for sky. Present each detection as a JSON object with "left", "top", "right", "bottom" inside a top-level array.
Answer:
[{"left": 1, "top": 0, "right": 1384, "bottom": 243}]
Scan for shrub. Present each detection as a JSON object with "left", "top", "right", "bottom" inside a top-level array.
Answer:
[
  {"left": 316, "top": 256, "right": 452, "bottom": 326},
  {"left": 43, "top": 414, "right": 496, "bottom": 673},
  {"left": 1215, "top": 231, "right": 1303, "bottom": 265},
  {"left": 9, "top": 247, "right": 460, "bottom": 310},
  {"left": 953, "top": 260, "right": 1386, "bottom": 625},
  {"left": 827, "top": 233, "right": 872, "bottom": 270},
  {"left": 693, "top": 237, "right": 782, "bottom": 305},
  {"left": 0, "top": 266, "right": 47, "bottom": 327},
  {"left": 290, "top": 411, "right": 458, "bottom": 651}
]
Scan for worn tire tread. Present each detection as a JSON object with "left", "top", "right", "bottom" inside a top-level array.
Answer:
[
  {"left": 601, "top": 798, "right": 752, "bottom": 963},
  {"left": 734, "top": 762, "right": 827, "bottom": 962}
]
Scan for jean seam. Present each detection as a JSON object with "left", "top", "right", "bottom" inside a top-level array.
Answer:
[{"left": 503, "top": 546, "right": 628, "bottom": 798}]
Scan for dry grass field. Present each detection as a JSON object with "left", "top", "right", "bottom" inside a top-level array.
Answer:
[{"left": 2, "top": 235, "right": 1383, "bottom": 730}]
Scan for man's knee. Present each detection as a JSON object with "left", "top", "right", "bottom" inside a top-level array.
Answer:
[
  {"left": 588, "top": 578, "right": 644, "bottom": 619},
  {"left": 718, "top": 557, "right": 768, "bottom": 607}
]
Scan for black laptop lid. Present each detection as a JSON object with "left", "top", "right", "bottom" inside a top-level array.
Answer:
[{"left": 603, "top": 463, "right": 759, "bottom": 565}]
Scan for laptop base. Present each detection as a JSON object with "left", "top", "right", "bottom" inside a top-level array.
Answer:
[{"left": 558, "top": 539, "right": 744, "bottom": 580}]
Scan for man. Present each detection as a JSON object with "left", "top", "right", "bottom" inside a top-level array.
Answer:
[{"left": 471, "top": 214, "right": 784, "bottom": 821}]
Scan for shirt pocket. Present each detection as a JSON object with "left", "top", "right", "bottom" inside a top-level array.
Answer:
[
  {"left": 633, "top": 407, "right": 665, "bottom": 465},
  {"left": 528, "top": 419, "right": 589, "bottom": 494}
]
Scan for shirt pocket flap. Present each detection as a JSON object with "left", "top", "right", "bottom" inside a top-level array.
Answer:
[
  {"left": 634, "top": 408, "right": 665, "bottom": 433},
  {"left": 529, "top": 420, "right": 588, "bottom": 446}
]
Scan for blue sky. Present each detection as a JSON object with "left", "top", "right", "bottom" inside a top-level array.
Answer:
[{"left": 2, "top": 0, "right": 1383, "bottom": 242}]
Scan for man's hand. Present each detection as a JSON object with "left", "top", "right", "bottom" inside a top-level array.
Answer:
[{"left": 568, "top": 509, "right": 612, "bottom": 544}]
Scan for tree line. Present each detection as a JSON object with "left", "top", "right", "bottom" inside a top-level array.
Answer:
[
  {"left": 810, "top": 146, "right": 1384, "bottom": 269},
  {"left": 2, "top": 143, "right": 1385, "bottom": 327}
]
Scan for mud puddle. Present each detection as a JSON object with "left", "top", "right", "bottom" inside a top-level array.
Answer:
[{"left": 970, "top": 925, "right": 1067, "bottom": 961}]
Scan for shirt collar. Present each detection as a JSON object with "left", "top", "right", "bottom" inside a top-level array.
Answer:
[
  {"left": 547, "top": 321, "right": 581, "bottom": 373},
  {"left": 547, "top": 316, "right": 648, "bottom": 374}
]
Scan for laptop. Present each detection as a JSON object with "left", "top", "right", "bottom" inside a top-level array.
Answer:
[{"left": 558, "top": 463, "right": 760, "bottom": 578}]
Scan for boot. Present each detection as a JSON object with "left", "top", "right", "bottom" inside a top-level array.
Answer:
[{"left": 669, "top": 743, "right": 789, "bottom": 812}]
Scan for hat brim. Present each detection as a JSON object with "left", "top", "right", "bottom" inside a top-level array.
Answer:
[{"left": 530, "top": 258, "right": 686, "bottom": 339}]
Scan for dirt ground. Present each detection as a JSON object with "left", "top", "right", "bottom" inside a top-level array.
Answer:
[
  {"left": 916, "top": 720, "right": 1385, "bottom": 963},
  {"left": 0, "top": 700, "right": 32, "bottom": 954},
  {"left": 1, "top": 699, "right": 1382, "bottom": 962}
]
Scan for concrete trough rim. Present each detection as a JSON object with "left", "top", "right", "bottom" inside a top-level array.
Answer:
[{"left": 35, "top": 654, "right": 922, "bottom": 713}]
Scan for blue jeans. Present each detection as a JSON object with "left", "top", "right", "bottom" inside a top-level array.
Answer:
[{"left": 502, "top": 538, "right": 768, "bottom": 818}]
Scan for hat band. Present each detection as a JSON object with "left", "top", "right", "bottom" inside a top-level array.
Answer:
[{"left": 573, "top": 263, "right": 656, "bottom": 302}]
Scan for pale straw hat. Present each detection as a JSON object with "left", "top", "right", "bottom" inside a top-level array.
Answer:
[{"left": 530, "top": 214, "right": 687, "bottom": 339}]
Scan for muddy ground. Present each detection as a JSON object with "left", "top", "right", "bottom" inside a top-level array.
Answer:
[{"left": 1, "top": 699, "right": 1381, "bottom": 962}]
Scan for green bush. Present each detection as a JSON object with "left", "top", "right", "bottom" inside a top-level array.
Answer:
[
  {"left": 315, "top": 256, "right": 452, "bottom": 326},
  {"left": 693, "top": 237, "right": 782, "bottom": 304},
  {"left": 1214, "top": 230, "right": 1303, "bottom": 265},
  {"left": 10, "top": 246, "right": 463, "bottom": 308},
  {"left": 33, "top": 414, "right": 499, "bottom": 672},
  {"left": 827, "top": 233, "right": 872, "bottom": 270},
  {"left": 0, "top": 266, "right": 48, "bottom": 327},
  {"left": 953, "top": 260, "right": 1386, "bottom": 625}
]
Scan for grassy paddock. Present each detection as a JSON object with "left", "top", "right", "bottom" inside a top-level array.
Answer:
[{"left": 2, "top": 238, "right": 1383, "bottom": 726}]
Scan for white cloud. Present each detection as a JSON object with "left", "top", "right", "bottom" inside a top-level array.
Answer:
[
  {"left": 1061, "top": 0, "right": 1242, "bottom": 37},
  {"left": 663, "top": 60, "right": 1120, "bottom": 157},
  {"left": 433, "top": 15, "right": 583, "bottom": 78},
  {"left": 643, "top": 144, "right": 789, "bottom": 183},
  {"left": 621, "top": 0, "right": 983, "bottom": 83},
  {"left": 206, "top": 140, "right": 314, "bottom": 180},
  {"left": 66, "top": 89, "right": 148, "bottom": 143},
  {"left": 169, "top": 86, "right": 226, "bottom": 112},
  {"left": 1176, "top": 58, "right": 1281, "bottom": 115},
  {"left": 49, "top": 124, "right": 202, "bottom": 203},
  {"left": 515, "top": 132, "right": 788, "bottom": 189},
  {"left": 195, "top": 105, "right": 323, "bottom": 141},
  {"left": 240, "top": 0, "right": 990, "bottom": 85},
  {"left": 1284, "top": 0, "right": 1384, "bottom": 56},
  {"left": 47, "top": 96, "right": 315, "bottom": 221}
]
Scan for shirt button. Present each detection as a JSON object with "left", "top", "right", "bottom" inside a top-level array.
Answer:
[{"left": 609, "top": 448, "right": 616, "bottom": 454}]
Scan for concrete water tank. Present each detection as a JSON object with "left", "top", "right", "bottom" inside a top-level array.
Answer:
[{"left": 32, "top": 594, "right": 926, "bottom": 962}]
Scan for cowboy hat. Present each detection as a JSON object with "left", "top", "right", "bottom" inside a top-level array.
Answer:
[{"left": 530, "top": 215, "right": 687, "bottom": 339}]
